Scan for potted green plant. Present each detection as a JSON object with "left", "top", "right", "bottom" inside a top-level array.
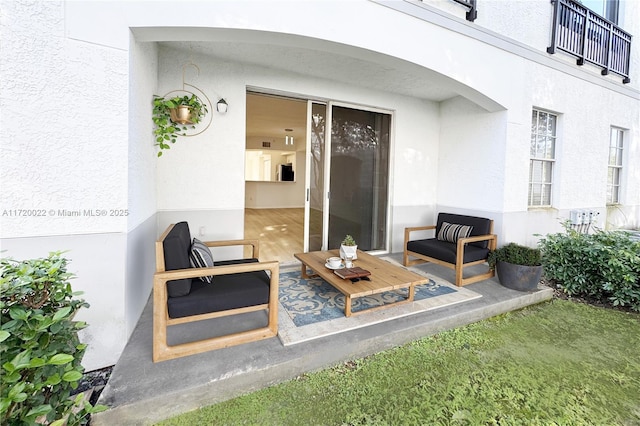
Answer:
[
  {"left": 488, "top": 242, "right": 543, "bottom": 291},
  {"left": 340, "top": 234, "right": 358, "bottom": 260},
  {"left": 152, "top": 94, "right": 208, "bottom": 157}
]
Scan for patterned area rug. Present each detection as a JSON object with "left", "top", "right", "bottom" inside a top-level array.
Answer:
[
  {"left": 279, "top": 271, "right": 456, "bottom": 326},
  {"left": 277, "top": 259, "right": 482, "bottom": 346}
]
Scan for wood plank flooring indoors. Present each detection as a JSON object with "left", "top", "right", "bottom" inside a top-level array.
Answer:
[{"left": 244, "top": 208, "right": 304, "bottom": 265}]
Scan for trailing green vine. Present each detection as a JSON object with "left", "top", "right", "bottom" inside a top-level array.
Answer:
[{"left": 152, "top": 94, "right": 208, "bottom": 157}]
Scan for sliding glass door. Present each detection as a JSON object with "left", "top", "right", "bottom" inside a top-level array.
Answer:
[
  {"left": 328, "top": 104, "right": 390, "bottom": 251},
  {"left": 305, "top": 101, "right": 391, "bottom": 253},
  {"left": 304, "top": 102, "right": 327, "bottom": 252}
]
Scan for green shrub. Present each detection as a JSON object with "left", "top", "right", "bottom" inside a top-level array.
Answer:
[
  {"left": 487, "top": 242, "right": 542, "bottom": 269},
  {"left": 0, "top": 252, "right": 106, "bottom": 425},
  {"left": 538, "top": 224, "right": 640, "bottom": 311}
]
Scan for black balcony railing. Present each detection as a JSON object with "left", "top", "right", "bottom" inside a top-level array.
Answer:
[
  {"left": 547, "top": 0, "right": 631, "bottom": 83},
  {"left": 452, "top": 0, "right": 477, "bottom": 22}
]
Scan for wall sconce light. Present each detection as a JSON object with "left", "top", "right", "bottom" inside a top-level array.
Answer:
[{"left": 216, "top": 98, "right": 228, "bottom": 114}]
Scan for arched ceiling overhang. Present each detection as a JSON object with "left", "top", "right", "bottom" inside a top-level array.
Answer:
[{"left": 132, "top": 27, "right": 506, "bottom": 112}]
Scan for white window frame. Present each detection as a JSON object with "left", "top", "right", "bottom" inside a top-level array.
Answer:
[
  {"left": 606, "top": 127, "right": 624, "bottom": 205},
  {"left": 529, "top": 109, "right": 558, "bottom": 208}
]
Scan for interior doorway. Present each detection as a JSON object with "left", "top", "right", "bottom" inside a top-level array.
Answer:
[
  {"left": 244, "top": 92, "right": 307, "bottom": 264},
  {"left": 245, "top": 91, "right": 392, "bottom": 264}
]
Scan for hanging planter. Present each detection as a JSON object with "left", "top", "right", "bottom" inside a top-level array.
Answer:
[
  {"left": 153, "top": 94, "right": 208, "bottom": 157},
  {"left": 170, "top": 104, "right": 195, "bottom": 125},
  {"left": 152, "top": 62, "right": 215, "bottom": 157}
]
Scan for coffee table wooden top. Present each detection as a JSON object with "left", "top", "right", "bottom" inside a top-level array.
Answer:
[{"left": 294, "top": 249, "right": 428, "bottom": 299}]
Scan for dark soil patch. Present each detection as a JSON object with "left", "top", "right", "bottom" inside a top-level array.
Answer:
[
  {"left": 72, "top": 365, "right": 114, "bottom": 406},
  {"left": 543, "top": 278, "right": 637, "bottom": 314}
]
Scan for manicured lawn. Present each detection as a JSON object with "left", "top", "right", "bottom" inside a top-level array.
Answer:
[{"left": 157, "top": 300, "right": 640, "bottom": 425}]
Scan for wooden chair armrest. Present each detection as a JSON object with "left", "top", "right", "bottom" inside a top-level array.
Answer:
[
  {"left": 153, "top": 261, "right": 279, "bottom": 309},
  {"left": 203, "top": 239, "right": 260, "bottom": 259},
  {"left": 454, "top": 234, "right": 497, "bottom": 269},
  {"left": 456, "top": 234, "right": 498, "bottom": 252},
  {"left": 154, "top": 260, "right": 278, "bottom": 282},
  {"left": 404, "top": 225, "right": 436, "bottom": 244}
]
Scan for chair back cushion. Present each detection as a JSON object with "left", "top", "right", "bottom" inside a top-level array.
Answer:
[
  {"left": 162, "top": 221, "right": 193, "bottom": 297},
  {"left": 436, "top": 213, "right": 492, "bottom": 249}
]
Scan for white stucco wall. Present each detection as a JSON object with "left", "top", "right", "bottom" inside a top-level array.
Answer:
[
  {"left": 438, "top": 97, "right": 509, "bottom": 213},
  {"left": 125, "top": 37, "right": 159, "bottom": 339},
  {"left": 1, "top": 1, "right": 128, "bottom": 238},
  {"left": 1, "top": 0, "right": 129, "bottom": 370}
]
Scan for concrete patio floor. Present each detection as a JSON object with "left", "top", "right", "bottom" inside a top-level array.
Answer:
[{"left": 92, "top": 256, "right": 553, "bottom": 425}]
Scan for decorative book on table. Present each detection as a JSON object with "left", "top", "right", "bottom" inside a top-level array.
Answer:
[{"left": 334, "top": 267, "right": 371, "bottom": 280}]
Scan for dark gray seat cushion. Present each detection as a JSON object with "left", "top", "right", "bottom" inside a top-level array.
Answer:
[
  {"left": 162, "top": 220, "right": 273, "bottom": 318},
  {"left": 167, "top": 261, "right": 270, "bottom": 319},
  {"left": 407, "top": 239, "right": 489, "bottom": 264}
]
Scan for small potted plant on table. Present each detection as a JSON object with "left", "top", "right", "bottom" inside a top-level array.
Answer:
[
  {"left": 488, "top": 242, "right": 543, "bottom": 291},
  {"left": 340, "top": 234, "right": 358, "bottom": 260}
]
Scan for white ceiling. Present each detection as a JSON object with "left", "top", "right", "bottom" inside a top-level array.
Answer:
[
  {"left": 160, "top": 39, "right": 462, "bottom": 145},
  {"left": 162, "top": 40, "right": 459, "bottom": 101},
  {"left": 245, "top": 92, "right": 308, "bottom": 151}
]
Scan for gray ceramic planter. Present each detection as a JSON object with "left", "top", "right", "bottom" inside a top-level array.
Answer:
[{"left": 496, "top": 261, "right": 543, "bottom": 291}]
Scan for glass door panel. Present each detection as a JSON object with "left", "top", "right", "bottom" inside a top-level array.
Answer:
[
  {"left": 328, "top": 105, "right": 390, "bottom": 251},
  {"left": 304, "top": 102, "right": 327, "bottom": 251}
]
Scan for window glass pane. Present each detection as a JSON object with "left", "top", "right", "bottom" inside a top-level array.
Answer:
[
  {"left": 546, "top": 114, "right": 556, "bottom": 136},
  {"left": 581, "top": 0, "right": 605, "bottom": 15},
  {"left": 605, "top": 0, "right": 619, "bottom": 23},
  {"left": 545, "top": 137, "right": 555, "bottom": 159},
  {"left": 538, "top": 113, "right": 549, "bottom": 135},
  {"left": 611, "top": 128, "right": 623, "bottom": 149},
  {"left": 542, "top": 161, "right": 553, "bottom": 183},
  {"left": 612, "top": 190, "right": 619, "bottom": 204},
  {"left": 529, "top": 184, "right": 541, "bottom": 205},
  {"left": 530, "top": 160, "right": 542, "bottom": 181},
  {"left": 533, "top": 135, "right": 544, "bottom": 158},
  {"left": 528, "top": 183, "right": 551, "bottom": 206},
  {"left": 542, "top": 184, "right": 552, "bottom": 205},
  {"left": 608, "top": 147, "right": 618, "bottom": 165},
  {"left": 607, "top": 127, "right": 623, "bottom": 204},
  {"left": 612, "top": 168, "right": 620, "bottom": 185},
  {"left": 607, "top": 184, "right": 619, "bottom": 204},
  {"left": 529, "top": 109, "right": 557, "bottom": 207}
]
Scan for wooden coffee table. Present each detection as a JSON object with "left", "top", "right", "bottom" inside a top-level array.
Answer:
[{"left": 293, "top": 250, "right": 428, "bottom": 317}]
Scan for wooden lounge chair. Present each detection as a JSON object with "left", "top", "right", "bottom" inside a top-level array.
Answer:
[
  {"left": 403, "top": 213, "right": 497, "bottom": 286},
  {"left": 153, "top": 222, "right": 279, "bottom": 362}
]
